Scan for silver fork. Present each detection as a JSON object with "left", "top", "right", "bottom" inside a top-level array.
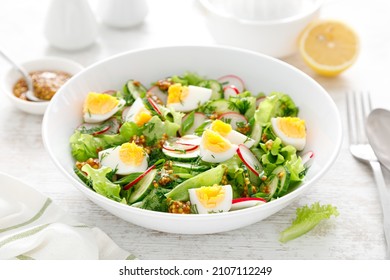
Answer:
[{"left": 347, "top": 91, "right": 390, "bottom": 259}]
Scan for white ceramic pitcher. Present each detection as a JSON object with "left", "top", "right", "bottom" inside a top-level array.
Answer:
[
  {"left": 96, "top": 0, "right": 149, "bottom": 28},
  {"left": 44, "top": 0, "right": 98, "bottom": 51}
]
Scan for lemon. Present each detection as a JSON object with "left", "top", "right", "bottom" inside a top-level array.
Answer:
[{"left": 299, "top": 20, "right": 359, "bottom": 77}]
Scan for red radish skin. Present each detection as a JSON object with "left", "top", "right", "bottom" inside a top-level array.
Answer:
[
  {"left": 301, "top": 151, "right": 314, "bottom": 166},
  {"left": 223, "top": 85, "right": 240, "bottom": 100},
  {"left": 147, "top": 97, "right": 162, "bottom": 115},
  {"left": 236, "top": 144, "right": 262, "bottom": 176},
  {"left": 123, "top": 165, "right": 156, "bottom": 190},
  {"left": 230, "top": 198, "right": 266, "bottom": 211},
  {"left": 92, "top": 125, "right": 111, "bottom": 136},
  {"left": 232, "top": 197, "right": 266, "bottom": 204},
  {"left": 218, "top": 75, "right": 245, "bottom": 92}
]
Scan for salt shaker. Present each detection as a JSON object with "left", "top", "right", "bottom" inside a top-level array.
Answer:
[
  {"left": 44, "top": 0, "right": 98, "bottom": 51},
  {"left": 97, "top": 0, "right": 149, "bottom": 28}
]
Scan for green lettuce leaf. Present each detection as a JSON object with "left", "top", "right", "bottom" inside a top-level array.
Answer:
[
  {"left": 279, "top": 202, "right": 339, "bottom": 243},
  {"left": 81, "top": 164, "right": 122, "bottom": 202}
]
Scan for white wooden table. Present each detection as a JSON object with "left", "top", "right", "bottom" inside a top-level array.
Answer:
[{"left": 1, "top": 0, "right": 390, "bottom": 260}]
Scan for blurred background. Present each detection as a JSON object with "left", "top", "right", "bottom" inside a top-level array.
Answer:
[{"left": 0, "top": 0, "right": 389, "bottom": 93}]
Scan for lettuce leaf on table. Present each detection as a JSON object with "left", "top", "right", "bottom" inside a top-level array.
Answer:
[{"left": 279, "top": 202, "right": 339, "bottom": 243}]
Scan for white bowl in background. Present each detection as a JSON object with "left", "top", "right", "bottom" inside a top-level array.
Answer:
[
  {"left": 199, "top": 0, "right": 322, "bottom": 58},
  {"left": 42, "top": 45, "right": 342, "bottom": 234},
  {"left": 1, "top": 57, "right": 83, "bottom": 115}
]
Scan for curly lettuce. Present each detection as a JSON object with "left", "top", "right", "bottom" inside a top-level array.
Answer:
[
  {"left": 81, "top": 164, "right": 123, "bottom": 202},
  {"left": 279, "top": 202, "right": 339, "bottom": 243}
]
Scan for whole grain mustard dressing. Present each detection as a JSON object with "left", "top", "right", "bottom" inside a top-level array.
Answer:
[{"left": 13, "top": 70, "right": 72, "bottom": 101}]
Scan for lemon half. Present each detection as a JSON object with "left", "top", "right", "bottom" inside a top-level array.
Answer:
[{"left": 299, "top": 20, "right": 359, "bottom": 77}]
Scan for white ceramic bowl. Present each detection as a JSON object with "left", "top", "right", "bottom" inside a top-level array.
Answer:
[
  {"left": 199, "top": 0, "right": 322, "bottom": 58},
  {"left": 1, "top": 57, "right": 84, "bottom": 115},
  {"left": 42, "top": 46, "right": 342, "bottom": 234}
]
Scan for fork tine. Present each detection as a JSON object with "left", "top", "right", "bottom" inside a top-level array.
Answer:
[
  {"left": 361, "top": 91, "right": 372, "bottom": 118},
  {"left": 359, "top": 91, "right": 372, "bottom": 143}
]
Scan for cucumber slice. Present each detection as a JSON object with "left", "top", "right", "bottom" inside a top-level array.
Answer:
[
  {"left": 207, "top": 99, "right": 240, "bottom": 115},
  {"left": 162, "top": 147, "right": 200, "bottom": 161},
  {"left": 128, "top": 169, "right": 157, "bottom": 204},
  {"left": 127, "top": 80, "right": 147, "bottom": 100},
  {"left": 266, "top": 166, "right": 290, "bottom": 199},
  {"left": 172, "top": 162, "right": 209, "bottom": 173},
  {"left": 198, "top": 80, "right": 223, "bottom": 100}
]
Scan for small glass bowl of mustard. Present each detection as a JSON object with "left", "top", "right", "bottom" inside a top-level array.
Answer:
[{"left": 1, "top": 57, "right": 83, "bottom": 115}]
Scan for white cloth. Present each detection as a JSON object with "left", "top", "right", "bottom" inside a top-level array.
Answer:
[{"left": 0, "top": 173, "right": 136, "bottom": 260}]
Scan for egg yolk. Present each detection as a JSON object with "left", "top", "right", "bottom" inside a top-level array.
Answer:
[
  {"left": 203, "top": 130, "right": 231, "bottom": 153},
  {"left": 211, "top": 120, "right": 232, "bottom": 137},
  {"left": 167, "top": 83, "right": 189, "bottom": 104},
  {"left": 134, "top": 109, "right": 152, "bottom": 126},
  {"left": 119, "top": 142, "right": 145, "bottom": 166},
  {"left": 195, "top": 185, "right": 225, "bottom": 209},
  {"left": 277, "top": 117, "right": 306, "bottom": 138},
  {"left": 83, "top": 92, "right": 119, "bottom": 115}
]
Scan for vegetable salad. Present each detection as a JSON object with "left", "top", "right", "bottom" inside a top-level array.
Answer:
[{"left": 70, "top": 72, "right": 312, "bottom": 214}]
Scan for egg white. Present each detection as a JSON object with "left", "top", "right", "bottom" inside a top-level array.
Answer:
[
  {"left": 224, "top": 130, "right": 255, "bottom": 148},
  {"left": 271, "top": 117, "right": 306, "bottom": 150},
  {"left": 167, "top": 85, "right": 212, "bottom": 112},
  {"left": 188, "top": 185, "right": 233, "bottom": 214},
  {"left": 98, "top": 146, "right": 148, "bottom": 175},
  {"left": 84, "top": 98, "right": 125, "bottom": 123},
  {"left": 124, "top": 97, "right": 149, "bottom": 123}
]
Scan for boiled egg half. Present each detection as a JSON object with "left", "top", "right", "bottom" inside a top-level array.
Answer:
[
  {"left": 210, "top": 120, "right": 255, "bottom": 148},
  {"left": 166, "top": 83, "right": 212, "bottom": 112},
  {"left": 200, "top": 129, "right": 237, "bottom": 163},
  {"left": 83, "top": 92, "right": 125, "bottom": 123},
  {"left": 124, "top": 97, "right": 153, "bottom": 126},
  {"left": 98, "top": 142, "right": 148, "bottom": 175},
  {"left": 271, "top": 117, "right": 306, "bottom": 150},
  {"left": 188, "top": 184, "right": 232, "bottom": 214}
]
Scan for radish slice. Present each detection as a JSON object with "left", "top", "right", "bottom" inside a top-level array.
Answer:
[
  {"left": 218, "top": 112, "right": 248, "bottom": 130},
  {"left": 236, "top": 144, "right": 262, "bottom": 176},
  {"left": 105, "top": 118, "right": 120, "bottom": 135},
  {"left": 123, "top": 165, "right": 156, "bottom": 190},
  {"left": 121, "top": 106, "right": 130, "bottom": 122},
  {"left": 147, "top": 97, "right": 162, "bottom": 115},
  {"left": 77, "top": 122, "right": 110, "bottom": 136},
  {"left": 223, "top": 85, "right": 240, "bottom": 100},
  {"left": 176, "top": 135, "right": 202, "bottom": 146},
  {"left": 218, "top": 75, "right": 245, "bottom": 93},
  {"left": 231, "top": 197, "right": 266, "bottom": 211},
  {"left": 163, "top": 138, "right": 199, "bottom": 153},
  {"left": 180, "top": 112, "right": 208, "bottom": 135},
  {"left": 256, "top": 96, "right": 266, "bottom": 108},
  {"left": 147, "top": 85, "right": 167, "bottom": 104},
  {"left": 301, "top": 151, "right": 314, "bottom": 167}
]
